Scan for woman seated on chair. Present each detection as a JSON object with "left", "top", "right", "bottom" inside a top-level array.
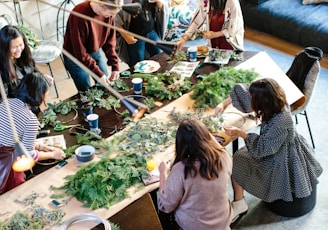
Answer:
[
  {"left": 0, "top": 25, "right": 53, "bottom": 102},
  {"left": 158, "top": 119, "right": 233, "bottom": 230},
  {"left": 214, "top": 78, "right": 323, "bottom": 223},
  {"left": 0, "top": 72, "right": 66, "bottom": 195}
]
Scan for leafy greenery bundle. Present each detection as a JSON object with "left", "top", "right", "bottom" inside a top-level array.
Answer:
[
  {"left": 79, "top": 87, "right": 121, "bottom": 110},
  {"left": 74, "top": 116, "right": 177, "bottom": 158},
  {"left": 190, "top": 67, "right": 259, "bottom": 108},
  {"left": 54, "top": 155, "right": 146, "bottom": 210},
  {"left": 39, "top": 100, "right": 78, "bottom": 128},
  {"left": 168, "top": 107, "right": 224, "bottom": 134},
  {"left": 131, "top": 71, "right": 192, "bottom": 100},
  {"left": 0, "top": 191, "right": 65, "bottom": 230},
  {"left": 50, "top": 117, "right": 177, "bottom": 210}
]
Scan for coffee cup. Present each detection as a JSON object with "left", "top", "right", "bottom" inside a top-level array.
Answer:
[
  {"left": 81, "top": 104, "right": 93, "bottom": 122},
  {"left": 187, "top": 46, "right": 197, "bottom": 62},
  {"left": 132, "top": 78, "right": 143, "bottom": 95},
  {"left": 87, "top": 113, "right": 99, "bottom": 132}
]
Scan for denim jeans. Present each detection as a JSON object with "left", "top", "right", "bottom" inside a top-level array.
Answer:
[
  {"left": 127, "top": 30, "right": 162, "bottom": 67},
  {"left": 64, "top": 50, "right": 109, "bottom": 92}
]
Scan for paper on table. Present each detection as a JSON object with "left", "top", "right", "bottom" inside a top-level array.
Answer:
[
  {"left": 169, "top": 61, "right": 200, "bottom": 78},
  {"left": 36, "top": 134, "right": 67, "bottom": 149}
]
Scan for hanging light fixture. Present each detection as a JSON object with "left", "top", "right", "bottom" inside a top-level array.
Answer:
[{"left": 0, "top": 76, "right": 35, "bottom": 172}]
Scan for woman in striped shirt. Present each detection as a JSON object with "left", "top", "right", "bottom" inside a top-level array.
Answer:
[{"left": 0, "top": 72, "right": 65, "bottom": 194}]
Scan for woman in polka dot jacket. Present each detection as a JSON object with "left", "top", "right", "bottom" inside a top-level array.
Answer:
[{"left": 215, "top": 78, "right": 323, "bottom": 222}]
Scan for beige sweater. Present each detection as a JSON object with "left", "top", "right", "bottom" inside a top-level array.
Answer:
[{"left": 158, "top": 151, "right": 233, "bottom": 230}]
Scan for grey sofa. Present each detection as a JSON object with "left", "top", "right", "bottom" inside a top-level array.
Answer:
[{"left": 239, "top": 0, "right": 328, "bottom": 54}]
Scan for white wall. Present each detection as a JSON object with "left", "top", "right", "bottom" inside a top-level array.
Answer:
[{"left": 0, "top": 0, "right": 83, "bottom": 41}]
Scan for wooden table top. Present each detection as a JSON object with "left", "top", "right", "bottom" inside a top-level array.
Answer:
[{"left": 0, "top": 51, "right": 304, "bottom": 228}]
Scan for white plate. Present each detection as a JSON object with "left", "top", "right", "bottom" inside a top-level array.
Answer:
[{"left": 134, "top": 60, "right": 160, "bottom": 73}]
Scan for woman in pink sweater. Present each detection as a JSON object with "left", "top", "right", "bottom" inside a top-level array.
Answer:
[{"left": 158, "top": 119, "right": 233, "bottom": 230}]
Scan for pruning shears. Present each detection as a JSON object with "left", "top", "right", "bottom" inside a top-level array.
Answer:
[{"left": 54, "top": 124, "right": 81, "bottom": 132}]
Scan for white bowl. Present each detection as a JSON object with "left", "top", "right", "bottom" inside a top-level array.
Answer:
[{"left": 75, "top": 145, "right": 95, "bottom": 162}]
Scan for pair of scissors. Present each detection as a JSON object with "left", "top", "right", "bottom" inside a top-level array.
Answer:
[{"left": 54, "top": 124, "right": 81, "bottom": 132}]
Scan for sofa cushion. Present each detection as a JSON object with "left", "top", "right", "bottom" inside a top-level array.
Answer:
[
  {"left": 303, "top": 0, "right": 328, "bottom": 4},
  {"left": 240, "top": 0, "right": 328, "bottom": 53}
]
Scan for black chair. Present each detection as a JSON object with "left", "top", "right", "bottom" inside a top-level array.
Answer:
[{"left": 286, "top": 47, "right": 323, "bottom": 149}]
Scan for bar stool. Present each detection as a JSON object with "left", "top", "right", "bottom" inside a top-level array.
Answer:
[
  {"left": 31, "top": 41, "right": 61, "bottom": 98},
  {"left": 56, "top": 0, "right": 75, "bottom": 42}
]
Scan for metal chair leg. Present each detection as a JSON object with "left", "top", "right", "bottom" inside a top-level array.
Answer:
[
  {"left": 46, "top": 63, "right": 59, "bottom": 98},
  {"left": 60, "top": 54, "right": 71, "bottom": 79},
  {"left": 295, "top": 114, "right": 298, "bottom": 124},
  {"left": 304, "top": 110, "right": 315, "bottom": 149}
]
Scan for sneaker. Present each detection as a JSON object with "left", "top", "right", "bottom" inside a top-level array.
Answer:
[{"left": 231, "top": 198, "right": 248, "bottom": 223}]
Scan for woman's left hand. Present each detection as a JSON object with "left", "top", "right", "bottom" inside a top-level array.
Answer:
[
  {"left": 43, "top": 74, "right": 54, "bottom": 85},
  {"left": 51, "top": 148, "right": 66, "bottom": 160}
]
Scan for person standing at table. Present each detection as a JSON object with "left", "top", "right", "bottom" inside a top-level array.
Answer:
[
  {"left": 0, "top": 72, "right": 66, "bottom": 195},
  {"left": 158, "top": 119, "right": 233, "bottom": 230},
  {"left": 63, "top": 0, "right": 122, "bottom": 92},
  {"left": 115, "top": 0, "right": 169, "bottom": 67},
  {"left": 177, "top": 0, "right": 244, "bottom": 51},
  {"left": 214, "top": 78, "right": 323, "bottom": 223},
  {"left": 0, "top": 25, "right": 53, "bottom": 101}
]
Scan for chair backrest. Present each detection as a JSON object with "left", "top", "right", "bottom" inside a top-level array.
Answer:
[
  {"left": 0, "top": 14, "right": 12, "bottom": 30},
  {"left": 287, "top": 47, "right": 322, "bottom": 114},
  {"left": 295, "top": 61, "right": 320, "bottom": 113},
  {"left": 286, "top": 47, "right": 323, "bottom": 92}
]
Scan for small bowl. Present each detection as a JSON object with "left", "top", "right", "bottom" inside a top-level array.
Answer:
[{"left": 75, "top": 145, "right": 95, "bottom": 162}]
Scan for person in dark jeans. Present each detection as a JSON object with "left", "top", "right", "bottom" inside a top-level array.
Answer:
[
  {"left": 115, "top": 0, "right": 169, "bottom": 67},
  {"left": 63, "top": 0, "right": 121, "bottom": 92}
]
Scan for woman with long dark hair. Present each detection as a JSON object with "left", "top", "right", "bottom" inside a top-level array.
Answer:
[
  {"left": 158, "top": 119, "right": 232, "bottom": 230},
  {"left": 177, "top": 0, "right": 244, "bottom": 51},
  {"left": 0, "top": 25, "right": 53, "bottom": 99}
]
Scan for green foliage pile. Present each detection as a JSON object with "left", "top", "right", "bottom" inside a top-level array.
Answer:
[
  {"left": 39, "top": 100, "right": 78, "bottom": 128},
  {"left": 131, "top": 71, "right": 192, "bottom": 100},
  {"left": 0, "top": 205, "right": 64, "bottom": 229},
  {"left": 80, "top": 88, "right": 121, "bottom": 110},
  {"left": 50, "top": 116, "right": 177, "bottom": 210},
  {"left": 56, "top": 155, "right": 147, "bottom": 210},
  {"left": 190, "top": 67, "right": 259, "bottom": 108}
]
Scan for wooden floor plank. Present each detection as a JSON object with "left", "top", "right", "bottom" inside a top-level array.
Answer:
[{"left": 245, "top": 27, "right": 328, "bottom": 69}]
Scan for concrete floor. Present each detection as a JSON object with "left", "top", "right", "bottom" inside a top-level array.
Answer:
[{"left": 38, "top": 40, "right": 327, "bottom": 230}]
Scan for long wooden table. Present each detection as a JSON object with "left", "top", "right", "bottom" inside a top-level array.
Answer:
[{"left": 0, "top": 51, "right": 305, "bottom": 229}]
